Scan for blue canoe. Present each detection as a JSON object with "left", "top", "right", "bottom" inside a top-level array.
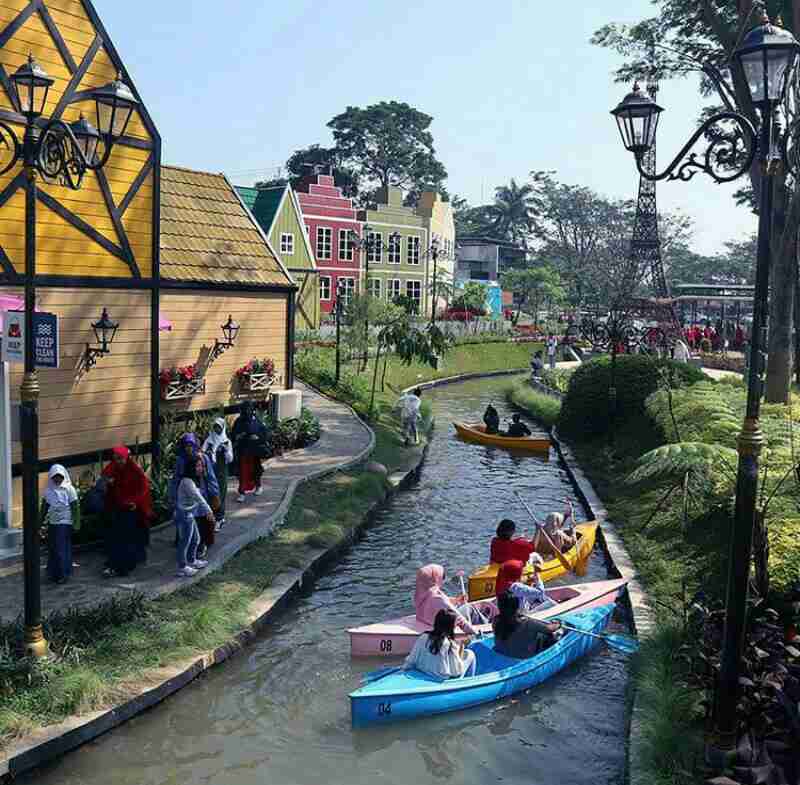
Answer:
[{"left": 350, "top": 605, "right": 614, "bottom": 728}]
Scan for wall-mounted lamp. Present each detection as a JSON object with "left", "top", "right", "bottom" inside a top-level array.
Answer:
[
  {"left": 84, "top": 308, "right": 119, "bottom": 369},
  {"left": 210, "top": 314, "right": 240, "bottom": 362}
]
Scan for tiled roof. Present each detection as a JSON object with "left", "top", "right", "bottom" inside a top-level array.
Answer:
[
  {"left": 160, "top": 166, "right": 293, "bottom": 287},
  {"left": 236, "top": 185, "right": 285, "bottom": 234}
]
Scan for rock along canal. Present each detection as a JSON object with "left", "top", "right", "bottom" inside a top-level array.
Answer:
[{"left": 25, "top": 376, "right": 630, "bottom": 785}]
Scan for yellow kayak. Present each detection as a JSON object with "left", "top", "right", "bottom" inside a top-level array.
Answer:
[
  {"left": 467, "top": 522, "right": 598, "bottom": 601},
  {"left": 453, "top": 422, "right": 551, "bottom": 452}
]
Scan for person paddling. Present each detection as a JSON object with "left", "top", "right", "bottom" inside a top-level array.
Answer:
[
  {"left": 504, "top": 413, "right": 532, "bottom": 438},
  {"left": 493, "top": 591, "right": 562, "bottom": 659},
  {"left": 414, "top": 564, "right": 477, "bottom": 634},
  {"left": 490, "top": 519, "right": 536, "bottom": 564},
  {"left": 404, "top": 609, "right": 477, "bottom": 679},
  {"left": 483, "top": 404, "right": 500, "bottom": 435},
  {"left": 495, "top": 558, "right": 550, "bottom": 611}
]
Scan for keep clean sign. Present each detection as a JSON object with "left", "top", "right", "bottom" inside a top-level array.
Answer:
[{"left": 1, "top": 311, "right": 59, "bottom": 369}]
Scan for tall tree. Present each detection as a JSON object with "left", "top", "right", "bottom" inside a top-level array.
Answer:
[
  {"left": 328, "top": 101, "right": 447, "bottom": 199},
  {"left": 500, "top": 265, "right": 565, "bottom": 325},
  {"left": 489, "top": 178, "right": 541, "bottom": 248},
  {"left": 593, "top": 1, "right": 799, "bottom": 402}
]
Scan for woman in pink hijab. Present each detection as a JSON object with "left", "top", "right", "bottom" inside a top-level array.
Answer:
[{"left": 414, "top": 564, "right": 476, "bottom": 634}]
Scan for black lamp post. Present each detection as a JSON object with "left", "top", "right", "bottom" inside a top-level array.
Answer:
[
  {"left": 334, "top": 280, "right": 346, "bottom": 385},
  {"left": 0, "top": 55, "right": 137, "bottom": 658},
  {"left": 84, "top": 308, "right": 120, "bottom": 369},
  {"left": 425, "top": 236, "right": 455, "bottom": 325},
  {"left": 611, "top": 11, "right": 800, "bottom": 748}
]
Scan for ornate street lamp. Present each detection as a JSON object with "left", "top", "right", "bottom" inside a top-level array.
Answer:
[
  {"left": 611, "top": 10, "right": 800, "bottom": 750},
  {"left": 210, "top": 315, "right": 240, "bottom": 362},
  {"left": 425, "top": 235, "right": 455, "bottom": 325},
  {"left": 84, "top": 308, "right": 120, "bottom": 369},
  {"left": 0, "top": 54, "right": 138, "bottom": 658},
  {"left": 334, "top": 280, "right": 346, "bottom": 385}
]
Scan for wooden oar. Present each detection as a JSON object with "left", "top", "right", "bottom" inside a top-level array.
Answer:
[
  {"left": 556, "top": 622, "right": 640, "bottom": 654},
  {"left": 515, "top": 491, "right": 573, "bottom": 574}
]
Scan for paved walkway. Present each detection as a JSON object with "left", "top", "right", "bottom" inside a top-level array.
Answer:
[{"left": 0, "top": 383, "right": 374, "bottom": 623}]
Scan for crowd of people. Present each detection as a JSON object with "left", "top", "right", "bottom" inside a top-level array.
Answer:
[
  {"left": 403, "top": 506, "right": 577, "bottom": 680},
  {"left": 684, "top": 322, "right": 746, "bottom": 354},
  {"left": 42, "top": 405, "right": 275, "bottom": 583}
]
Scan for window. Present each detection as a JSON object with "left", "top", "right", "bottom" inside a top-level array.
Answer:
[
  {"left": 406, "top": 280, "right": 422, "bottom": 312},
  {"left": 367, "top": 278, "right": 381, "bottom": 298},
  {"left": 316, "top": 227, "right": 332, "bottom": 260},
  {"left": 367, "top": 231, "right": 382, "bottom": 263},
  {"left": 388, "top": 233, "right": 401, "bottom": 264},
  {"left": 280, "top": 233, "right": 294, "bottom": 255},
  {"left": 338, "top": 277, "right": 356, "bottom": 306},
  {"left": 319, "top": 276, "right": 331, "bottom": 301},
  {"left": 407, "top": 236, "right": 421, "bottom": 265},
  {"left": 387, "top": 279, "right": 402, "bottom": 301},
  {"left": 339, "top": 229, "right": 354, "bottom": 262}
]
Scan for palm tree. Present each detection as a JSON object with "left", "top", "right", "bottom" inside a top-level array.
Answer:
[{"left": 490, "top": 179, "right": 538, "bottom": 248}]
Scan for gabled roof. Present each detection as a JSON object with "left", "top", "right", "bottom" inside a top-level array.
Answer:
[{"left": 160, "top": 167, "right": 294, "bottom": 287}]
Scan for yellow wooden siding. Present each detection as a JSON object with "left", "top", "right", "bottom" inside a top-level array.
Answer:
[
  {"left": 293, "top": 272, "right": 319, "bottom": 330},
  {"left": 160, "top": 291, "right": 288, "bottom": 413},
  {"left": 5, "top": 287, "right": 152, "bottom": 465},
  {"left": 0, "top": 1, "right": 156, "bottom": 280}
]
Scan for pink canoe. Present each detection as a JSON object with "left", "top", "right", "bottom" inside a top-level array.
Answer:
[{"left": 347, "top": 578, "right": 628, "bottom": 657}]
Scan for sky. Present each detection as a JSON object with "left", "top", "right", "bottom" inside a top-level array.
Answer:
[{"left": 98, "top": 0, "right": 757, "bottom": 256}]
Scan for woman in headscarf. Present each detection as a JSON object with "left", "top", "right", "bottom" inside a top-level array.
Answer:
[
  {"left": 536, "top": 500, "right": 576, "bottom": 555},
  {"left": 40, "top": 464, "right": 79, "bottom": 584},
  {"left": 414, "top": 564, "right": 476, "bottom": 634},
  {"left": 101, "top": 446, "right": 153, "bottom": 578},
  {"left": 203, "top": 418, "right": 233, "bottom": 531},
  {"left": 495, "top": 557, "right": 550, "bottom": 612},
  {"left": 172, "top": 432, "right": 220, "bottom": 557},
  {"left": 232, "top": 402, "right": 268, "bottom": 502}
]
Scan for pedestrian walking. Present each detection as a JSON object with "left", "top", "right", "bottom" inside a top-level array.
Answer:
[
  {"left": 41, "top": 464, "right": 80, "bottom": 584},
  {"left": 174, "top": 459, "right": 212, "bottom": 578},
  {"left": 546, "top": 334, "right": 557, "bottom": 370},
  {"left": 232, "top": 402, "right": 269, "bottom": 502},
  {"left": 203, "top": 417, "right": 233, "bottom": 531},
  {"left": 396, "top": 387, "right": 422, "bottom": 446}
]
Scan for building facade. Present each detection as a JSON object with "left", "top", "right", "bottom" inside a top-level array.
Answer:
[
  {"left": 455, "top": 236, "right": 526, "bottom": 284},
  {"left": 358, "top": 186, "right": 428, "bottom": 314},
  {"left": 295, "top": 174, "right": 359, "bottom": 316},
  {"left": 237, "top": 184, "right": 320, "bottom": 331},
  {"left": 416, "top": 191, "right": 455, "bottom": 316}
]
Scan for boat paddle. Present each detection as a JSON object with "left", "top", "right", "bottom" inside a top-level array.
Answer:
[
  {"left": 514, "top": 491, "right": 573, "bottom": 575},
  {"left": 555, "top": 621, "right": 640, "bottom": 655},
  {"left": 362, "top": 666, "right": 402, "bottom": 684}
]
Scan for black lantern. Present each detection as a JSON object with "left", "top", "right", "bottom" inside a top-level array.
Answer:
[
  {"left": 610, "top": 82, "right": 662, "bottom": 155},
  {"left": 84, "top": 308, "right": 119, "bottom": 369},
  {"left": 69, "top": 114, "right": 100, "bottom": 163},
  {"left": 221, "top": 314, "right": 240, "bottom": 347},
  {"left": 10, "top": 54, "right": 54, "bottom": 118},
  {"left": 732, "top": 12, "right": 800, "bottom": 107},
  {"left": 92, "top": 72, "right": 138, "bottom": 139}
]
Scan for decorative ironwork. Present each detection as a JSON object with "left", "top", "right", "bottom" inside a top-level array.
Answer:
[
  {"left": 569, "top": 310, "right": 676, "bottom": 356},
  {"left": 635, "top": 112, "right": 758, "bottom": 184}
]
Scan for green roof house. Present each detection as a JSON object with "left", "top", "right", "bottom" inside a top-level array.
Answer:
[{"left": 238, "top": 184, "right": 320, "bottom": 330}]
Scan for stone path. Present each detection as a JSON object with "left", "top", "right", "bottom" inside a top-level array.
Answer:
[{"left": 0, "top": 382, "right": 374, "bottom": 623}]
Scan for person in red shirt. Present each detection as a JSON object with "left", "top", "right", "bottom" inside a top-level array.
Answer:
[{"left": 490, "top": 519, "right": 536, "bottom": 564}]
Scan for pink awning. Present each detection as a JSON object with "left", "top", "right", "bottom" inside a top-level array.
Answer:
[
  {"left": 159, "top": 313, "right": 172, "bottom": 332},
  {"left": 0, "top": 295, "right": 23, "bottom": 312}
]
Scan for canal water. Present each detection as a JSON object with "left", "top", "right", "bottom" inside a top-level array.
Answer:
[{"left": 27, "top": 377, "right": 629, "bottom": 785}]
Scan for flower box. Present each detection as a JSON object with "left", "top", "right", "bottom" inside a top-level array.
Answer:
[
  {"left": 239, "top": 371, "right": 277, "bottom": 392},
  {"left": 161, "top": 377, "right": 206, "bottom": 401}
]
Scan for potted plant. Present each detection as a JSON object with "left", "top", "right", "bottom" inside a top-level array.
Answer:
[
  {"left": 160, "top": 363, "right": 205, "bottom": 400},
  {"left": 235, "top": 357, "right": 277, "bottom": 393}
]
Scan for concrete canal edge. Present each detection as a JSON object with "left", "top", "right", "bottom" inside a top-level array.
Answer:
[{"left": 1, "top": 369, "right": 649, "bottom": 780}]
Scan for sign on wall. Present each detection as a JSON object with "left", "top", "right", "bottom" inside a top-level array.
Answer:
[{"left": 1, "top": 311, "right": 60, "bottom": 368}]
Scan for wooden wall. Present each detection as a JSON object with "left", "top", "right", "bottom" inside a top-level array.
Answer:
[
  {"left": 159, "top": 290, "right": 288, "bottom": 413},
  {"left": 0, "top": 0, "right": 157, "bottom": 279}
]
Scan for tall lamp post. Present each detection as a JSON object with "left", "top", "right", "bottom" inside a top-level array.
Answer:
[
  {"left": 610, "top": 11, "right": 800, "bottom": 748},
  {"left": 0, "top": 57, "right": 137, "bottom": 657},
  {"left": 334, "top": 280, "right": 346, "bottom": 385},
  {"left": 425, "top": 236, "right": 454, "bottom": 325},
  {"left": 348, "top": 226, "right": 401, "bottom": 369}
]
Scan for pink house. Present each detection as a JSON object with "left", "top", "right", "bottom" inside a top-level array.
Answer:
[{"left": 295, "top": 174, "right": 360, "bottom": 316}]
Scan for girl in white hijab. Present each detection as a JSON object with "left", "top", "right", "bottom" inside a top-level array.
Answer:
[
  {"left": 41, "top": 464, "right": 80, "bottom": 583},
  {"left": 203, "top": 417, "right": 233, "bottom": 530}
]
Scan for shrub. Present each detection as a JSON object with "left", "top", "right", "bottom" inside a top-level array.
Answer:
[
  {"left": 558, "top": 355, "right": 706, "bottom": 439},
  {"left": 506, "top": 381, "right": 561, "bottom": 428}
]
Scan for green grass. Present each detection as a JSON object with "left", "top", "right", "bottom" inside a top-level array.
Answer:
[{"left": 505, "top": 379, "right": 561, "bottom": 428}]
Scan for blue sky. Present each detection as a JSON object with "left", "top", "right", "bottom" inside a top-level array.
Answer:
[{"left": 100, "top": 0, "right": 756, "bottom": 255}]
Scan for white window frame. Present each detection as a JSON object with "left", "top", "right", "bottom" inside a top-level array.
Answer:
[
  {"left": 388, "top": 233, "right": 402, "bottom": 264},
  {"left": 280, "top": 232, "right": 294, "bottom": 255},
  {"left": 339, "top": 277, "right": 356, "bottom": 306},
  {"left": 319, "top": 275, "right": 331, "bottom": 301},
  {"left": 367, "top": 278, "right": 382, "bottom": 298},
  {"left": 407, "top": 235, "right": 421, "bottom": 265},
  {"left": 339, "top": 228, "right": 354, "bottom": 262},
  {"left": 388, "top": 278, "right": 402, "bottom": 301},
  {"left": 367, "top": 231, "right": 383, "bottom": 264},
  {"left": 316, "top": 226, "right": 332, "bottom": 261},
  {"left": 406, "top": 280, "right": 422, "bottom": 311}
]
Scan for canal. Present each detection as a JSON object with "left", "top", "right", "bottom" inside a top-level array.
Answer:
[{"left": 26, "top": 376, "right": 629, "bottom": 785}]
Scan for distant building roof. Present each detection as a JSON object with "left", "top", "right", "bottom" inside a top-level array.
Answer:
[
  {"left": 236, "top": 185, "right": 285, "bottom": 234},
  {"left": 160, "top": 167, "right": 293, "bottom": 287},
  {"left": 457, "top": 235, "right": 524, "bottom": 249}
]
